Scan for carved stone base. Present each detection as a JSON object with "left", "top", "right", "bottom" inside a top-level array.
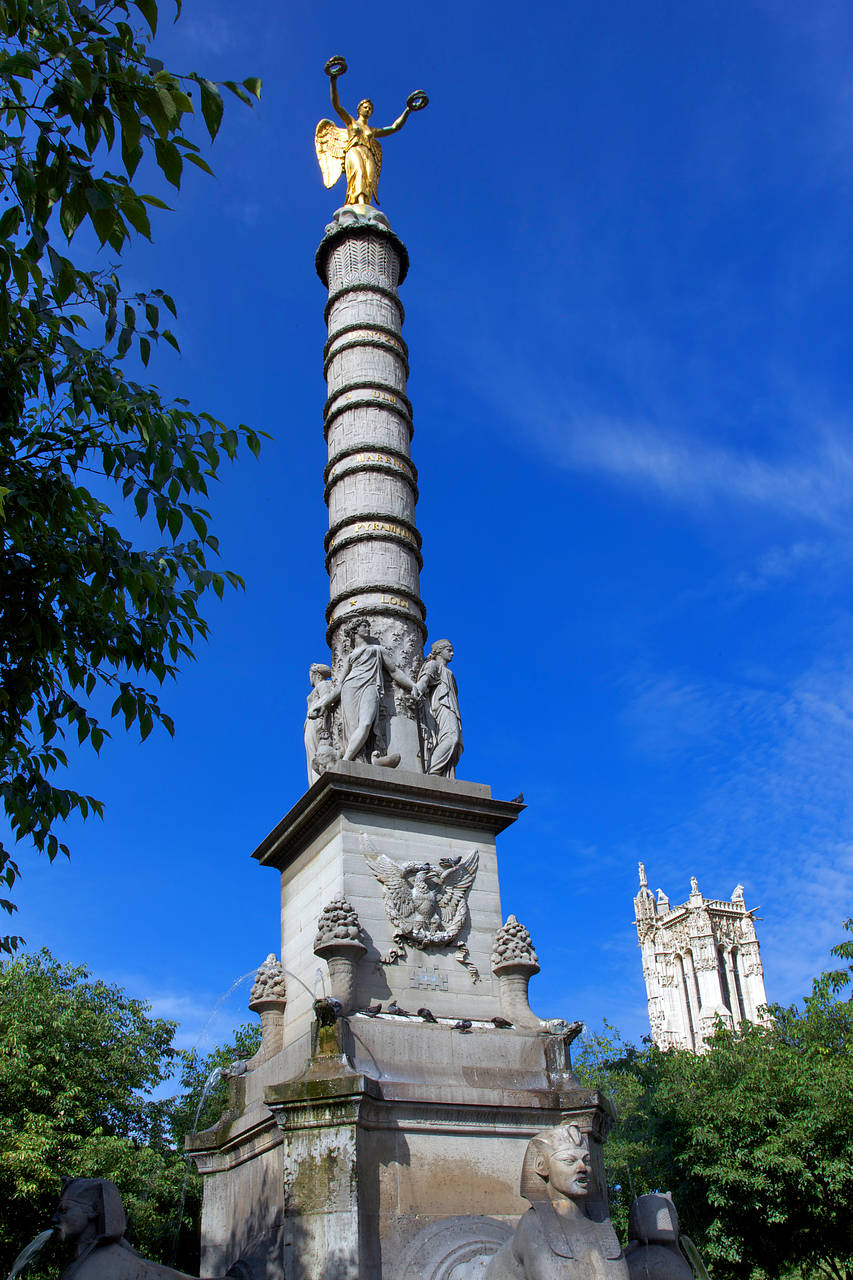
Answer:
[
  {"left": 188, "top": 1014, "right": 612, "bottom": 1280},
  {"left": 187, "top": 765, "right": 596, "bottom": 1278}
]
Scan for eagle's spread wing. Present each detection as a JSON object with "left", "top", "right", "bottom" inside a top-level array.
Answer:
[
  {"left": 360, "top": 833, "right": 415, "bottom": 921},
  {"left": 315, "top": 119, "right": 347, "bottom": 188},
  {"left": 437, "top": 848, "right": 479, "bottom": 929}
]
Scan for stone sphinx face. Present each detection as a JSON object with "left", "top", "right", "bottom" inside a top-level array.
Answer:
[
  {"left": 52, "top": 1189, "right": 96, "bottom": 1242},
  {"left": 536, "top": 1141, "right": 592, "bottom": 1200}
]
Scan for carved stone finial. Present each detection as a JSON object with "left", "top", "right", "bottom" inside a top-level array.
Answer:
[
  {"left": 248, "top": 954, "right": 287, "bottom": 1064},
  {"left": 314, "top": 896, "right": 366, "bottom": 955},
  {"left": 638, "top": 861, "right": 648, "bottom": 888},
  {"left": 689, "top": 875, "right": 700, "bottom": 896},
  {"left": 731, "top": 883, "right": 745, "bottom": 903},
  {"left": 492, "top": 916, "right": 541, "bottom": 1030},
  {"left": 249, "top": 954, "right": 287, "bottom": 1008},
  {"left": 314, "top": 897, "right": 367, "bottom": 1014},
  {"left": 492, "top": 915, "right": 540, "bottom": 973}
]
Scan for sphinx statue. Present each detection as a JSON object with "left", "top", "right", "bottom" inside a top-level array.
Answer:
[
  {"left": 484, "top": 1126, "right": 629, "bottom": 1280},
  {"left": 625, "top": 1194, "right": 704, "bottom": 1280},
  {"left": 51, "top": 1178, "right": 280, "bottom": 1280}
]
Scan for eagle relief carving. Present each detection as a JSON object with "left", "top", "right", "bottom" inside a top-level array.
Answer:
[{"left": 360, "top": 833, "right": 480, "bottom": 981}]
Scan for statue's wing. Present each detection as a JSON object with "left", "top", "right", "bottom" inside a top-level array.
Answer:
[
  {"left": 437, "top": 849, "right": 479, "bottom": 929},
  {"left": 374, "top": 136, "right": 382, "bottom": 182},
  {"left": 361, "top": 835, "right": 415, "bottom": 921},
  {"left": 315, "top": 119, "right": 347, "bottom": 188}
]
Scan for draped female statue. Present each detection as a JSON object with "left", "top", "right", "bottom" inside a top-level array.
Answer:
[
  {"left": 315, "top": 56, "right": 428, "bottom": 207},
  {"left": 309, "top": 618, "right": 420, "bottom": 766}
]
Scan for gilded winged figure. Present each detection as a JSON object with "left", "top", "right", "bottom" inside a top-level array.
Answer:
[
  {"left": 360, "top": 834, "right": 478, "bottom": 948},
  {"left": 315, "top": 56, "right": 428, "bottom": 206}
]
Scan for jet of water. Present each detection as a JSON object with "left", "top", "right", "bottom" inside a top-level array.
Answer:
[{"left": 6, "top": 1228, "right": 53, "bottom": 1280}]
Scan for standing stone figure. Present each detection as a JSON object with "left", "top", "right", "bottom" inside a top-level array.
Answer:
[
  {"left": 314, "top": 56, "right": 428, "bottom": 207},
  {"left": 484, "top": 1126, "right": 629, "bottom": 1280},
  {"left": 310, "top": 618, "right": 419, "bottom": 766},
  {"left": 50, "top": 1178, "right": 278, "bottom": 1279},
  {"left": 416, "top": 639, "right": 463, "bottom": 778},
  {"left": 303, "top": 662, "right": 336, "bottom": 784}
]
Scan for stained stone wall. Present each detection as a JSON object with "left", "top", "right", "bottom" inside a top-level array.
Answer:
[{"left": 633, "top": 866, "right": 771, "bottom": 1051}]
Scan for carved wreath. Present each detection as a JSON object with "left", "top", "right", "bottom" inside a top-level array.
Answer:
[{"left": 361, "top": 835, "right": 478, "bottom": 949}]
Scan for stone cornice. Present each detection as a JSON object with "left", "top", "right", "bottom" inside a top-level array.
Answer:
[{"left": 252, "top": 762, "right": 524, "bottom": 873}]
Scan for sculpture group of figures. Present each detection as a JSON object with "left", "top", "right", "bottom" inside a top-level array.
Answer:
[
  {"left": 29, "top": 1128, "right": 704, "bottom": 1280},
  {"left": 303, "top": 620, "right": 463, "bottom": 782}
]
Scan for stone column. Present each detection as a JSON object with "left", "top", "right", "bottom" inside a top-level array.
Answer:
[{"left": 316, "top": 208, "right": 427, "bottom": 770}]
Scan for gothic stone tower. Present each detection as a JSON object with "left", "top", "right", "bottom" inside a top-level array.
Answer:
[
  {"left": 186, "top": 204, "right": 614, "bottom": 1280},
  {"left": 633, "top": 864, "right": 770, "bottom": 1052}
]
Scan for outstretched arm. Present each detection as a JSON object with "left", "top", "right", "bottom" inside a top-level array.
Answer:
[
  {"left": 374, "top": 106, "right": 410, "bottom": 139},
  {"left": 381, "top": 651, "right": 420, "bottom": 696},
  {"left": 415, "top": 659, "right": 437, "bottom": 698},
  {"left": 309, "top": 681, "right": 341, "bottom": 716},
  {"left": 375, "top": 90, "right": 428, "bottom": 138},
  {"left": 330, "top": 75, "right": 352, "bottom": 126}
]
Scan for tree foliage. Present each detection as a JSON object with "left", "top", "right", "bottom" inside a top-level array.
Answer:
[
  {"left": 0, "top": 948, "right": 261, "bottom": 1276},
  {"left": 574, "top": 921, "right": 853, "bottom": 1280},
  {"left": 0, "top": 0, "right": 263, "bottom": 952}
]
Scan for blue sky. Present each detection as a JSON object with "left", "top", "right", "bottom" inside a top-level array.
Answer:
[{"left": 9, "top": 0, "right": 853, "bottom": 1053}]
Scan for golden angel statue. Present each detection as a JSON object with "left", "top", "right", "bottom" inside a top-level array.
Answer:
[{"left": 315, "top": 56, "right": 429, "bottom": 207}]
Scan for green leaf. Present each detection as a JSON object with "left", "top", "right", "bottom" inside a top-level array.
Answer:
[
  {"left": 242, "top": 77, "right": 262, "bottom": 100},
  {"left": 121, "top": 197, "right": 152, "bottom": 239},
  {"left": 223, "top": 80, "right": 253, "bottom": 106},
  {"left": 140, "top": 193, "right": 172, "bottom": 211},
  {"left": 134, "top": 0, "right": 158, "bottom": 36},
  {"left": 153, "top": 138, "right": 182, "bottom": 188},
  {"left": 0, "top": 206, "right": 22, "bottom": 238},
  {"left": 184, "top": 153, "right": 214, "bottom": 176},
  {"left": 197, "top": 78, "right": 223, "bottom": 141}
]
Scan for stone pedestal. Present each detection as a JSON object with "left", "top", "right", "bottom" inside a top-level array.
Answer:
[{"left": 187, "top": 765, "right": 606, "bottom": 1280}]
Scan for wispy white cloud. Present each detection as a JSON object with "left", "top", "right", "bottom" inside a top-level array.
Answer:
[
  {"left": 110, "top": 970, "right": 258, "bottom": 1053},
  {"left": 544, "top": 416, "right": 853, "bottom": 530},
  {"left": 622, "top": 649, "right": 853, "bottom": 1004}
]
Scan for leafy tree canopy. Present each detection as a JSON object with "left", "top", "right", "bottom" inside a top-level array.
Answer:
[
  {"left": 574, "top": 920, "right": 853, "bottom": 1280},
  {"left": 0, "top": 948, "right": 261, "bottom": 1276},
  {"left": 0, "top": 0, "right": 263, "bottom": 952}
]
